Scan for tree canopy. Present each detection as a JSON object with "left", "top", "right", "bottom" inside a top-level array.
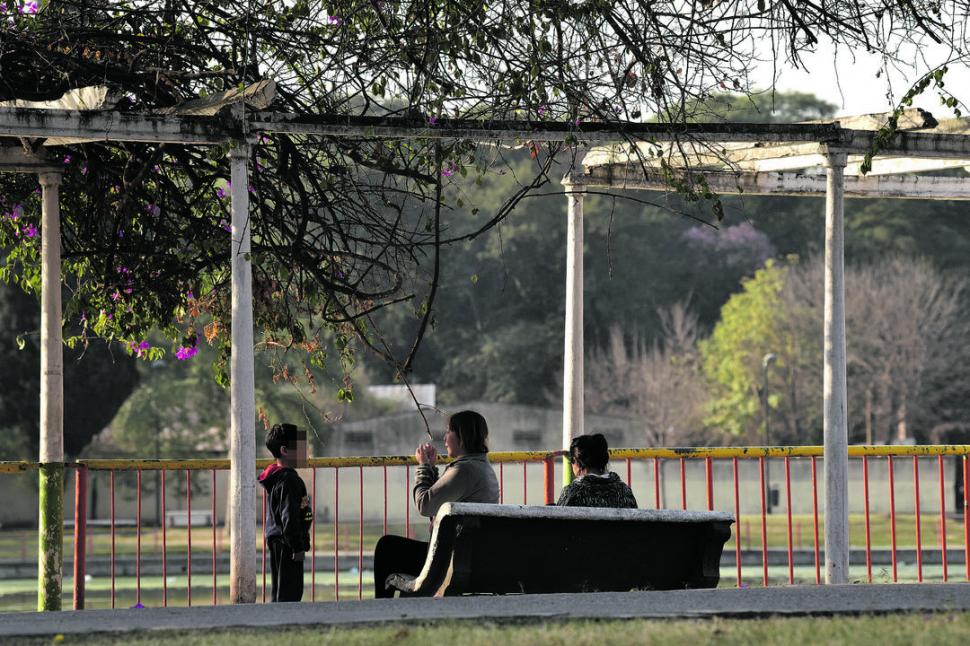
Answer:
[{"left": 0, "top": 1, "right": 967, "bottom": 400}]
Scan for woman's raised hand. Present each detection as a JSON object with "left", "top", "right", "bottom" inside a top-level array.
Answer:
[{"left": 415, "top": 442, "right": 438, "bottom": 465}]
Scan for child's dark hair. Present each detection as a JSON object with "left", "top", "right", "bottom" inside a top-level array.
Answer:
[
  {"left": 266, "top": 423, "right": 300, "bottom": 458},
  {"left": 569, "top": 434, "right": 610, "bottom": 473}
]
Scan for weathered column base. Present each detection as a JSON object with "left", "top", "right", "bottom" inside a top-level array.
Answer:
[{"left": 38, "top": 462, "right": 64, "bottom": 611}]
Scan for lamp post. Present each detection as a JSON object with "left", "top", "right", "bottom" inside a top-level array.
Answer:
[{"left": 762, "top": 353, "right": 777, "bottom": 514}]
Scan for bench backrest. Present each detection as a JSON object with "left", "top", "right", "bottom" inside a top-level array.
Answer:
[{"left": 401, "top": 503, "right": 734, "bottom": 596}]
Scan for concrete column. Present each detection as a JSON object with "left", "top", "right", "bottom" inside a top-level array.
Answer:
[
  {"left": 822, "top": 151, "right": 849, "bottom": 584},
  {"left": 229, "top": 143, "right": 256, "bottom": 603},
  {"left": 561, "top": 182, "right": 584, "bottom": 486},
  {"left": 38, "top": 171, "right": 64, "bottom": 611}
]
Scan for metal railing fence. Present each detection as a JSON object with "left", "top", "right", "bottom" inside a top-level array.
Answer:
[{"left": 0, "top": 445, "right": 967, "bottom": 611}]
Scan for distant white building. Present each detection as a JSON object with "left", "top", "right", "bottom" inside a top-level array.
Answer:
[
  {"left": 364, "top": 383, "right": 437, "bottom": 411},
  {"left": 326, "top": 401, "right": 639, "bottom": 456}
]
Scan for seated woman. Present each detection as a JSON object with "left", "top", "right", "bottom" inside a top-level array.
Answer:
[
  {"left": 557, "top": 434, "right": 638, "bottom": 508},
  {"left": 372, "top": 410, "right": 500, "bottom": 598}
]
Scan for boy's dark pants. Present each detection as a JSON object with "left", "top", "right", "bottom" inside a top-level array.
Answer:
[{"left": 269, "top": 539, "right": 304, "bottom": 602}]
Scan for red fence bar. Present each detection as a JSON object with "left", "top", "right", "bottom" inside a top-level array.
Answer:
[
  {"left": 680, "top": 458, "right": 687, "bottom": 510},
  {"left": 759, "top": 456, "right": 768, "bottom": 587},
  {"left": 311, "top": 467, "right": 317, "bottom": 601},
  {"left": 914, "top": 456, "right": 923, "bottom": 582},
  {"left": 964, "top": 456, "right": 969, "bottom": 582},
  {"left": 888, "top": 455, "right": 898, "bottom": 582},
  {"left": 359, "top": 466, "right": 364, "bottom": 600},
  {"left": 811, "top": 456, "right": 820, "bottom": 585},
  {"left": 186, "top": 469, "right": 192, "bottom": 606},
  {"left": 732, "top": 457, "right": 741, "bottom": 588},
  {"left": 626, "top": 458, "right": 632, "bottom": 487},
  {"left": 545, "top": 457, "right": 556, "bottom": 504},
  {"left": 334, "top": 467, "right": 340, "bottom": 600},
  {"left": 862, "top": 456, "right": 872, "bottom": 583},
  {"left": 654, "top": 457, "right": 661, "bottom": 509},
  {"left": 73, "top": 464, "right": 88, "bottom": 610},
  {"left": 261, "top": 490, "right": 266, "bottom": 603},
  {"left": 211, "top": 469, "right": 217, "bottom": 605},
  {"left": 136, "top": 469, "right": 142, "bottom": 606},
  {"left": 110, "top": 470, "right": 116, "bottom": 608},
  {"left": 784, "top": 457, "right": 793, "bottom": 585},
  {"left": 938, "top": 455, "right": 948, "bottom": 582},
  {"left": 162, "top": 468, "right": 168, "bottom": 607},
  {"left": 705, "top": 457, "right": 713, "bottom": 511},
  {"left": 523, "top": 462, "right": 528, "bottom": 505}
]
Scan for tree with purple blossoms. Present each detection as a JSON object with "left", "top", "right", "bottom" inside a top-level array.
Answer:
[{"left": 0, "top": 0, "right": 966, "bottom": 400}]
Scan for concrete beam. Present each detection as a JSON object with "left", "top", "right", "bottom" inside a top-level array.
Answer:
[{"left": 577, "top": 168, "right": 970, "bottom": 200}]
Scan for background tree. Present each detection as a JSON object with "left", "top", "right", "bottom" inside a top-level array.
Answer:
[
  {"left": 702, "top": 255, "right": 970, "bottom": 445},
  {"left": 0, "top": 281, "right": 139, "bottom": 459},
  {"left": 586, "top": 303, "right": 706, "bottom": 447},
  {"left": 700, "top": 260, "right": 820, "bottom": 444},
  {"left": 1, "top": 1, "right": 965, "bottom": 401}
]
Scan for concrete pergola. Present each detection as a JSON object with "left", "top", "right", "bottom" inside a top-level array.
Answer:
[
  {"left": 2, "top": 87, "right": 970, "bottom": 607},
  {"left": 560, "top": 108, "right": 970, "bottom": 585}
]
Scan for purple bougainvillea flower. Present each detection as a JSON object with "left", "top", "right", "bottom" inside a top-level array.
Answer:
[
  {"left": 219, "top": 219, "right": 231, "bottom": 232},
  {"left": 574, "top": 117, "right": 583, "bottom": 126},
  {"left": 63, "top": 154, "right": 71, "bottom": 165},
  {"left": 186, "top": 290, "right": 195, "bottom": 300},
  {"left": 129, "top": 602, "right": 144, "bottom": 609},
  {"left": 537, "top": 105, "right": 548, "bottom": 116},
  {"left": 248, "top": 184, "right": 256, "bottom": 195},
  {"left": 11, "top": 204, "right": 23, "bottom": 220},
  {"left": 23, "top": 223, "right": 38, "bottom": 238},
  {"left": 326, "top": 15, "right": 343, "bottom": 25},
  {"left": 0, "top": 4, "right": 8, "bottom": 14},
  {"left": 175, "top": 346, "right": 199, "bottom": 361},
  {"left": 427, "top": 115, "right": 438, "bottom": 126},
  {"left": 216, "top": 187, "right": 226, "bottom": 199},
  {"left": 441, "top": 161, "right": 457, "bottom": 177},
  {"left": 110, "top": 290, "right": 121, "bottom": 302},
  {"left": 147, "top": 204, "right": 161, "bottom": 217}
]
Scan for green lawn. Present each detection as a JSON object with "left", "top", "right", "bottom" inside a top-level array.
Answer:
[
  {"left": 0, "top": 513, "right": 963, "bottom": 562},
  {"left": 11, "top": 615, "right": 970, "bottom": 645}
]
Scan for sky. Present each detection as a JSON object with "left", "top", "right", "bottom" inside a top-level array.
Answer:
[{"left": 751, "top": 38, "right": 970, "bottom": 119}]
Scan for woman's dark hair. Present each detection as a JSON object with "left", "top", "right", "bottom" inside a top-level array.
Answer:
[
  {"left": 569, "top": 434, "right": 609, "bottom": 473},
  {"left": 448, "top": 410, "right": 489, "bottom": 453}
]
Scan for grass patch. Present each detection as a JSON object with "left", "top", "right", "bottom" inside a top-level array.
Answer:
[{"left": 12, "top": 614, "right": 970, "bottom": 645}]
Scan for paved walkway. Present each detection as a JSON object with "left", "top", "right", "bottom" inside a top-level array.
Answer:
[{"left": 2, "top": 584, "right": 969, "bottom": 637}]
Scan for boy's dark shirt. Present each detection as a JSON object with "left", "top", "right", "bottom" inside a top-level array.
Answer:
[{"left": 258, "top": 463, "right": 312, "bottom": 552}]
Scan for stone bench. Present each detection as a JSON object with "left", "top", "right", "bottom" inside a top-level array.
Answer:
[{"left": 385, "top": 502, "right": 734, "bottom": 597}]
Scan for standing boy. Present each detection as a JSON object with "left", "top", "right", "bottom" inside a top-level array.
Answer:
[{"left": 258, "top": 423, "right": 313, "bottom": 602}]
